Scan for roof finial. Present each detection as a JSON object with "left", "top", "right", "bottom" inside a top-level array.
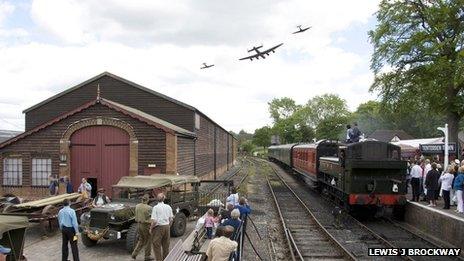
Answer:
[{"left": 97, "top": 84, "right": 101, "bottom": 101}]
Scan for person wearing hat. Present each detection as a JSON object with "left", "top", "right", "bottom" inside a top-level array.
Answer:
[
  {"left": 132, "top": 194, "right": 154, "bottom": 260},
  {"left": 92, "top": 188, "right": 111, "bottom": 208}
]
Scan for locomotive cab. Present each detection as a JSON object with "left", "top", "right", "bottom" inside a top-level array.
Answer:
[{"left": 319, "top": 141, "right": 407, "bottom": 219}]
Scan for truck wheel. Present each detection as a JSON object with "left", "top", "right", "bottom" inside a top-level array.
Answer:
[
  {"left": 81, "top": 233, "right": 98, "bottom": 247},
  {"left": 170, "top": 212, "right": 187, "bottom": 237},
  {"left": 126, "top": 223, "right": 138, "bottom": 253}
]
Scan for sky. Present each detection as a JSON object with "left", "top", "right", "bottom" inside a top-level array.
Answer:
[{"left": 0, "top": 0, "right": 380, "bottom": 133}]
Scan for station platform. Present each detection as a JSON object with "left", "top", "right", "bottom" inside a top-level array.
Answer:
[{"left": 404, "top": 199, "right": 464, "bottom": 250}]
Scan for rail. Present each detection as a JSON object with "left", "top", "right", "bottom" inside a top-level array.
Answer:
[{"left": 267, "top": 164, "right": 356, "bottom": 260}]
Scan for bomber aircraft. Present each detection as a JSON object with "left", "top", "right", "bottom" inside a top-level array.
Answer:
[
  {"left": 239, "top": 43, "right": 284, "bottom": 61},
  {"left": 200, "top": 63, "right": 215, "bottom": 69},
  {"left": 292, "top": 25, "right": 312, "bottom": 34}
]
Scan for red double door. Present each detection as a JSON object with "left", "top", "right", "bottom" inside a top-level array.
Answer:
[{"left": 70, "top": 126, "right": 129, "bottom": 196}]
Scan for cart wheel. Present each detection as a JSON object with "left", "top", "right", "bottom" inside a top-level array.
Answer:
[{"left": 41, "top": 205, "right": 59, "bottom": 233}]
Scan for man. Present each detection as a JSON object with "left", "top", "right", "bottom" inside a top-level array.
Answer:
[
  {"left": 206, "top": 225, "right": 238, "bottom": 261},
  {"left": 77, "top": 178, "right": 92, "bottom": 199},
  {"left": 63, "top": 176, "right": 73, "bottom": 194},
  {"left": 349, "top": 122, "right": 361, "bottom": 143},
  {"left": 226, "top": 187, "right": 239, "bottom": 207},
  {"left": 425, "top": 163, "right": 440, "bottom": 207},
  {"left": 132, "top": 194, "right": 153, "bottom": 261},
  {"left": 422, "top": 159, "right": 432, "bottom": 201},
  {"left": 345, "top": 124, "right": 352, "bottom": 143},
  {"left": 49, "top": 174, "right": 59, "bottom": 196},
  {"left": 92, "top": 188, "right": 111, "bottom": 207},
  {"left": 58, "top": 199, "right": 80, "bottom": 261},
  {"left": 150, "top": 193, "right": 173, "bottom": 261},
  {"left": 0, "top": 245, "right": 10, "bottom": 261},
  {"left": 410, "top": 161, "right": 423, "bottom": 201}
]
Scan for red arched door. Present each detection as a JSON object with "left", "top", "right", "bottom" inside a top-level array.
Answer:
[{"left": 70, "top": 126, "right": 129, "bottom": 197}]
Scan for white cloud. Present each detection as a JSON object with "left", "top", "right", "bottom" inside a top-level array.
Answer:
[{"left": 0, "top": 0, "right": 380, "bottom": 132}]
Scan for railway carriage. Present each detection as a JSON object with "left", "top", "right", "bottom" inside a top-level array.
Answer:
[
  {"left": 292, "top": 141, "right": 338, "bottom": 188},
  {"left": 268, "top": 143, "right": 297, "bottom": 167}
]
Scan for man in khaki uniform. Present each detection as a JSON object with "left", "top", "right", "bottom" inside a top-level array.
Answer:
[
  {"left": 150, "top": 193, "right": 173, "bottom": 261},
  {"left": 131, "top": 194, "right": 154, "bottom": 261}
]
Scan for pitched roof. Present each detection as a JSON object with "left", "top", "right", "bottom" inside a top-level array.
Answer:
[
  {"left": 23, "top": 72, "right": 195, "bottom": 113},
  {"left": 368, "top": 129, "right": 414, "bottom": 142},
  {"left": 22, "top": 72, "right": 236, "bottom": 140},
  {"left": 0, "top": 97, "right": 195, "bottom": 149}
]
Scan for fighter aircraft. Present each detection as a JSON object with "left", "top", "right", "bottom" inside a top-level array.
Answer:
[
  {"left": 200, "top": 63, "right": 214, "bottom": 69},
  {"left": 238, "top": 43, "right": 284, "bottom": 61},
  {"left": 292, "top": 25, "right": 312, "bottom": 34}
]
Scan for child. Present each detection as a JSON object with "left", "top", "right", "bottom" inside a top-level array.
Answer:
[{"left": 204, "top": 208, "right": 216, "bottom": 239}]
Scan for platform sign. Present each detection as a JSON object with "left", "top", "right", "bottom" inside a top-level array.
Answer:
[{"left": 419, "top": 143, "right": 456, "bottom": 154}]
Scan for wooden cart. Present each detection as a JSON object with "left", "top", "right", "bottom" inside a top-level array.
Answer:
[{"left": 1, "top": 193, "right": 91, "bottom": 235}]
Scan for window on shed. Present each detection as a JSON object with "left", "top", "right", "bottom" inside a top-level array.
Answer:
[
  {"left": 195, "top": 113, "right": 201, "bottom": 130},
  {"left": 3, "top": 158, "right": 22, "bottom": 186},
  {"left": 32, "top": 158, "right": 51, "bottom": 186}
]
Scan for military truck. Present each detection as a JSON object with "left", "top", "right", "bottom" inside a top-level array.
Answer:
[{"left": 79, "top": 175, "right": 201, "bottom": 252}]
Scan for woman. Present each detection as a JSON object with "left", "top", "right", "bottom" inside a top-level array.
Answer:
[
  {"left": 453, "top": 167, "right": 464, "bottom": 213},
  {"left": 439, "top": 166, "right": 455, "bottom": 209},
  {"left": 48, "top": 174, "right": 59, "bottom": 196},
  {"left": 425, "top": 163, "right": 440, "bottom": 207}
]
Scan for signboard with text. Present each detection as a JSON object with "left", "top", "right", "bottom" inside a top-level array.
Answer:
[{"left": 419, "top": 143, "right": 456, "bottom": 154}]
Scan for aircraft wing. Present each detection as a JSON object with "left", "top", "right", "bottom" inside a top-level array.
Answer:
[
  {"left": 239, "top": 53, "right": 261, "bottom": 61},
  {"left": 262, "top": 43, "right": 283, "bottom": 54}
]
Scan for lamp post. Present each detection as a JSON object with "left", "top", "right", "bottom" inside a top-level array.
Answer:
[{"left": 437, "top": 124, "right": 449, "bottom": 170}]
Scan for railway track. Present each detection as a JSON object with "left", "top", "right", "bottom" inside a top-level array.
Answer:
[
  {"left": 202, "top": 157, "right": 250, "bottom": 197},
  {"left": 262, "top": 158, "right": 463, "bottom": 261},
  {"left": 266, "top": 160, "right": 356, "bottom": 260}
]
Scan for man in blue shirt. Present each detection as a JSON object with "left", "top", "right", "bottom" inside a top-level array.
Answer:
[{"left": 58, "top": 199, "right": 80, "bottom": 261}]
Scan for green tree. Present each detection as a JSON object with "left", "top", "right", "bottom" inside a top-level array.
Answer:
[
  {"left": 268, "top": 97, "right": 301, "bottom": 122},
  {"left": 306, "top": 94, "right": 351, "bottom": 139},
  {"left": 253, "top": 126, "right": 272, "bottom": 148},
  {"left": 370, "top": 0, "right": 464, "bottom": 142},
  {"left": 240, "top": 140, "right": 255, "bottom": 155}
]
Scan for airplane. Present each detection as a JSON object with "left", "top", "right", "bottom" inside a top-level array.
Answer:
[
  {"left": 292, "top": 25, "right": 312, "bottom": 34},
  {"left": 238, "top": 43, "right": 284, "bottom": 61},
  {"left": 200, "top": 63, "right": 214, "bottom": 69}
]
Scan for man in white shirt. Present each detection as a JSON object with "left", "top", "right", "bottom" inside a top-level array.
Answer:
[
  {"left": 150, "top": 193, "right": 173, "bottom": 261},
  {"left": 410, "top": 161, "right": 423, "bottom": 201}
]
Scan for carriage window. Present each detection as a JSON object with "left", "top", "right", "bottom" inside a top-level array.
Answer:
[
  {"left": 3, "top": 158, "right": 22, "bottom": 186},
  {"left": 32, "top": 158, "right": 52, "bottom": 186}
]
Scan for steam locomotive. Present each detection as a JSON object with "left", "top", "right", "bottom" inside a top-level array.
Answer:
[{"left": 268, "top": 140, "right": 408, "bottom": 218}]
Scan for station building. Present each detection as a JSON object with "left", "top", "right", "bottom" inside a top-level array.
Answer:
[{"left": 0, "top": 72, "right": 237, "bottom": 198}]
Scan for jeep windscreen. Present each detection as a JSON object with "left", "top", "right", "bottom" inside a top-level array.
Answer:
[{"left": 112, "top": 187, "right": 149, "bottom": 201}]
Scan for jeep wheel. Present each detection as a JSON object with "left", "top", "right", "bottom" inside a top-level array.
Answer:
[
  {"left": 126, "top": 223, "right": 138, "bottom": 253},
  {"left": 81, "top": 233, "right": 98, "bottom": 247},
  {"left": 170, "top": 212, "right": 186, "bottom": 237}
]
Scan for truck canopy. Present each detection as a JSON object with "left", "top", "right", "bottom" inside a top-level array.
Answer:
[{"left": 113, "top": 175, "right": 200, "bottom": 189}]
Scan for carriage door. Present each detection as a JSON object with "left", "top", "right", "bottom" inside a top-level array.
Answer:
[{"left": 71, "top": 126, "right": 129, "bottom": 194}]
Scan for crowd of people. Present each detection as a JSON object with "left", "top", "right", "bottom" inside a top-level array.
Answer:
[
  {"left": 203, "top": 188, "right": 252, "bottom": 261},
  {"left": 407, "top": 157, "right": 464, "bottom": 214}
]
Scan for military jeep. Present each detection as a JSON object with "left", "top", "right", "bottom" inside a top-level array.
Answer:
[{"left": 79, "top": 175, "right": 201, "bottom": 252}]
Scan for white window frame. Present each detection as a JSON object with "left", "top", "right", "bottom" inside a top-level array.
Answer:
[
  {"left": 3, "top": 158, "right": 22, "bottom": 186},
  {"left": 32, "top": 158, "right": 52, "bottom": 187}
]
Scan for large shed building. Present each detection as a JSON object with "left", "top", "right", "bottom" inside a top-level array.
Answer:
[{"left": 0, "top": 72, "right": 237, "bottom": 198}]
